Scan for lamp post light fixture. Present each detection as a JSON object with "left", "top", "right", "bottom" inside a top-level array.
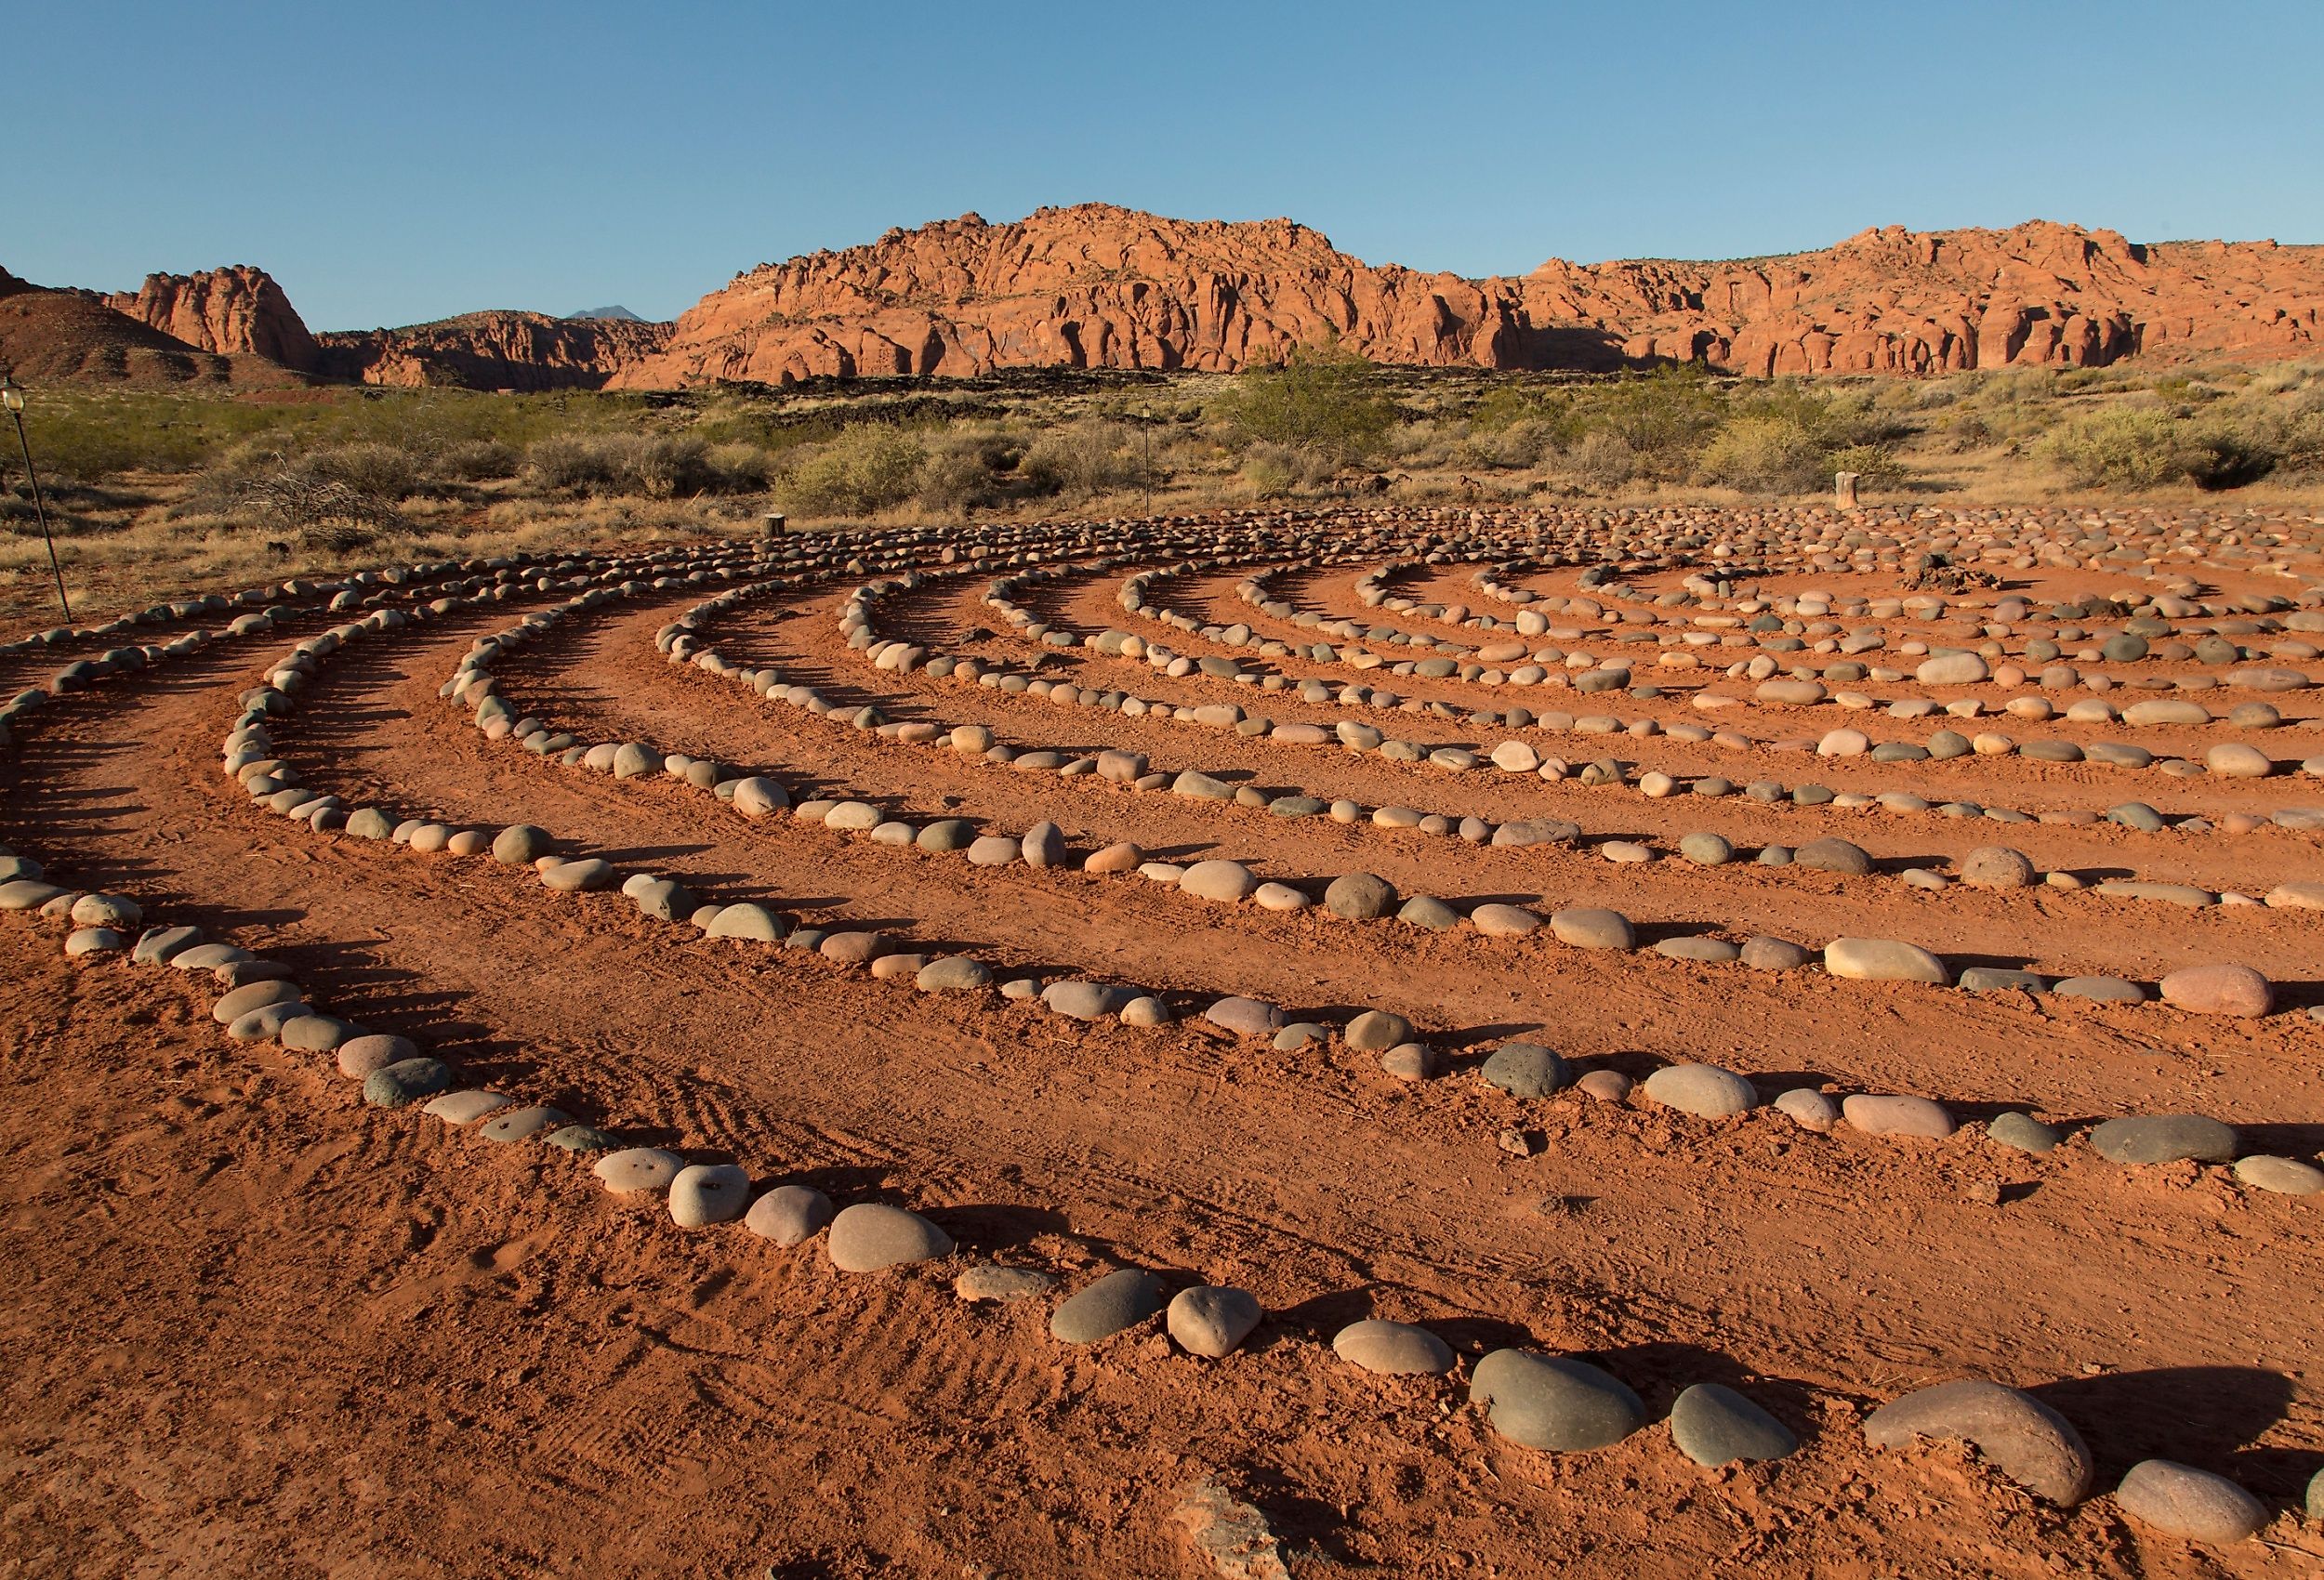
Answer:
[{"left": 0, "top": 375, "right": 70, "bottom": 620}]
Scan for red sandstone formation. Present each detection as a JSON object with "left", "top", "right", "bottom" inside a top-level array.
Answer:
[
  {"left": 613, "top": 204, "right": 2324, "bottom": 388},
  {"left": 11, "top": 206, "right": 2323, "bottom": 391},
  {"left": 315, "top": 312, "right": 673, "bottom": 392},
  {"left": 102, "top": 265, "right": 324, "bottom": 375},
  {"left": 0, "top": 268, "right": 307, "bottom": 389}
]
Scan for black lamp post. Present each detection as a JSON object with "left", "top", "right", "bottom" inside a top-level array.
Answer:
[{"left": 0, "top": 375, "right": 70, "bottom": 620}]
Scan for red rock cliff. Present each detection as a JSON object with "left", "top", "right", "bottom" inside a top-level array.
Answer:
[
  {"left": 317, "top": 312, "right": 672, "bottom": 391},
  {"left": 612, "top": 204, "right": 2324, "bottom": 388},
  {"left": 103, "top": 265, "right": 324, "bottom": 375}
]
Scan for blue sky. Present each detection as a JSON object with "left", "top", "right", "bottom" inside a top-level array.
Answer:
[{"left": 7, "top": 0, "right": 2318, "bottom": 330}]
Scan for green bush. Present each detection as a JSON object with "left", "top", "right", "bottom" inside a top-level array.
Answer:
[
  {"left": 1022, "top": 419, "right": 1151, "bottom": 500},
  {"left": 777, "top": 423, "right": 927, "bottom": 517},
  {"left": 1213, "top": 341, "right": 1395, "bottom": 467},
  {"left": 1696, "top": 415, "right": 1828, "bottom": 492},
  {"left": 436, "top": 438, "right": 521, "bottom": 481},
  {"left": 2041, "top": 406, "right": 2238, "bottom": 488}
]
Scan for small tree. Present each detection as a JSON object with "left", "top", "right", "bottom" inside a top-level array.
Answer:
[{"left": 1215, "top": 340, "right": 1394, "bottom": 470}]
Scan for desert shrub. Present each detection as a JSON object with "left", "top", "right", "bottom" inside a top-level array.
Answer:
[
  {"left": 1021, "top": 419, "right": 1151, "bottom": 500},
  {"left": 436, "top": 438, "right": 521, "bottom": 481},
  {"left": 1563, "top": 429, "right": 1640, "bottom": 489},
  {"left": 1557, "top": 365, "right": 1725, "bottom": 482},
  {"left": 1465, "top": 415, "right": 1561, "bottom": 469},
  {"left": 524, "top": 432, "right": 625, "bottom": 494},
  {"left": 1214, "top": 341, "right": 1395, "bottom": 467},
  {"left": 2042, "top": 407, "right": 2214, "bottom": 488},
  {"left": 1827, "top": 441, "right": 1909, "bottom": 488},
  {"left": 304, "top": 441, "right": 417, "bottom": 500},
  {"left": 1695, "top": 415, "right": 1829, "bottom": 493},
  {"left": 1239, "top": 441, "right": 1337, "bottom": 498},
  {"left": 522, "top": 431, "right": 766, "bottom": 498},
  {"left": 913, "top": 427, "right": 1023, "bottom": 512},
  {"left": 776, "top": 423, "right": 927, "bottom": 517}
]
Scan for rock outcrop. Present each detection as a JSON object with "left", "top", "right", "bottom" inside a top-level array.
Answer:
[
  {"left": 317, "top": 312, "right": 673, "bottom": 391},
  {"left": 103, "top": 266, "right": 324, "bottom": 374},
  {"left": 0, "top": 268, "right": 307, "bottom": 389},
  {"left": 612, "top": 204, "right": 2324, "bottom": 388}
]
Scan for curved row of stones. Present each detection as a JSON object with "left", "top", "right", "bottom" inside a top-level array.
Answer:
[
  {"left": 503, "top": 577, "right": 2324, "bottom": 1186},
  {"left": 390, "top": 570, "right": 2317, "bottom": 1194},
  {"left": 713, "top": 573, "right": 2313, "bottom": 1012},
  {"left": 852, "top": 558, "right": 2324, "bottom": 907},
  {"left": 1164, "top": 559, "right": 2324, "bottom": 790},
  {"left": 849, "top": 547, "right": 2321, "bottom": 869},
  {"left": 3, "top": 522, "right": 2320, "bottom": 1547}
]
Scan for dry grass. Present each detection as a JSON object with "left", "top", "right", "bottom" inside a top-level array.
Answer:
[{"left": 6, "top": 360, "right": 2323, "bottom": 625}]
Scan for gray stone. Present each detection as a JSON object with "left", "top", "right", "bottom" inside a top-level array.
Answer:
[
  {"left": 132, "top": 925, "right": 202, "bottom": 965},
  {"left": 1550, "top": 908, "right": 1633, "bottom": 949},
  {"left": 1470, "top": 1350, "right": 1645, "bottom": 1452},
  {"left": 1842, "top": 1094, "right": 1956, "bottom": 1139},
  {"left": 1679, "top": 832, "right": 1735, "bottom": 866},
  {"left": 955, "top": 1263, "right": 1058, "bottom": 1303},
  {"left": 1325, "top": 872, "right": 1398, "bottom": 920},
  {"left": 64, "top": 928, "right": 125, "bottom": 956},
  {"left": 1396, "top": 896, "right": 1459, "bottom": 928},
  {"left": 540, "top": 858, "right": 614, "bottom": 892},
  {"left": 1959, "top": 847, "right": 2036, "bottom": 889},
  {"left": 1022, "top": 822, "right": 1067, "bottom": 867},
  {"left": 363, "top": 1057, "right": 452, "bottom": 1109},
  {"left": 1987, "top": 1113, "right": 2061, "bottom": 1154},
  {"left": 743, "top": 1184, "right": 835, "bottom": 1244},
  {"left": 1481, "top": 1042, "right": 1571, "bottom": 1099},
  {"left": 1795, "top": 837, "right": 1874, "bottom": 877},
  {"left": 1331, "top": 1319, "right": 1454, "bottom": 1376},
  {"left": 1772, "top": 1088, "right": 1839, "bottom": 1132},
  {"left": 1050, "top": 1268, "right": 1167, "bottom": 1344},
  {"left": 1167, "top": 1285, "right": 1262, "bottom": 1358},
  {"left": 1669, "top": 1383, "right": 1798, "bottom": 1466},
  {"left": 669, "top": 1163, "right": 751, "bottom": 1228},
  {"left": 593, "top": 1147, "right": 684, "bottom": 1193},
  {"left": 2052, "top": 975, "right": 2148, "bottom": 1004},
  {"left": 704, "top": 902, "right": 786, "bottom": 942},
  {"left": 1380, "top": 1042, "right": 1441, "bottom": 1081},
  {"left": 2090, "top": 1114, "right": 2237, "bottom": 1165},
  {"left": 2114, "top": 1459, "right": 2267, "bottom": 1545},
  {"left": 1042, "top": 980, "right": 1129, "bottom": 1020},
  {"left": 1960, "top": 967, "right": 2047, "bottom": 994},
  {"left": 1181, "top": 860, "right": 1260, "bottom": 902},
  {"left": 2234, "top": 1155, "right": 2324, "bottom": 1194},
  {"left": 1824, "top": 937, "right": 1949, "bottom": 985},
  {"left": 1739, "top": 936, "right": 1812, "bottom": 971},
  {"left": 1863, "top": 1379, "right": 2094, "bottom": 1504},
  {"left": 1345, "top": 1009, "right": 1415, "bottom": 1051},
  {"left": 916, "top": 955, "right": 994, "bottom": 992},
  {"left": 213, "top": 978, "right": 302, "bottom": 1024},
  {"left": 337, "top": 1034, "right": 417, "bottom": 1079},
  {"left": 826, "top": 1203, "right": 953, "bottom": 1271},
  {"left": 1205, "top": 996, "right": 1287, "bottom": 1036},
  {"left": 477, "top": 1104, "right": 568, "bottom": 1143},
  {"left": 1643, "top": 1062, "right": 1759, "bottom": 1119},
  {"left": 279, "top": 1014, "right": 357, "bottom": 1053},
  {"left": 493, "top": 824, "right": 552, "bottom": 863}
]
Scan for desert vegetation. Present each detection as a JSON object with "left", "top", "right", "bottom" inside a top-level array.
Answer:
[{"left": 4, "top": 355, "right": 2323, "bottom": 623}]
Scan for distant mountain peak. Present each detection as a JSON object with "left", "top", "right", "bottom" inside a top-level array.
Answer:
[{"left": 567, "top": 305, "right": 644, "bottom": 322}]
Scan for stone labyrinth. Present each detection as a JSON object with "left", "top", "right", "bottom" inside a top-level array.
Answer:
[{"left": 5, "top": 501, "right": 2323, "bottom": 1562}]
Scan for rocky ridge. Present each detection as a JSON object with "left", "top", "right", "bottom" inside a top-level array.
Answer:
[{"left": 614, "top": 204, "right": 2324, "bottom": 387}]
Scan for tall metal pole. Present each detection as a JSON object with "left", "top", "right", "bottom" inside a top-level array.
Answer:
[{"left": 1, "top": 381, "right": 69, "bottom": 620}]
